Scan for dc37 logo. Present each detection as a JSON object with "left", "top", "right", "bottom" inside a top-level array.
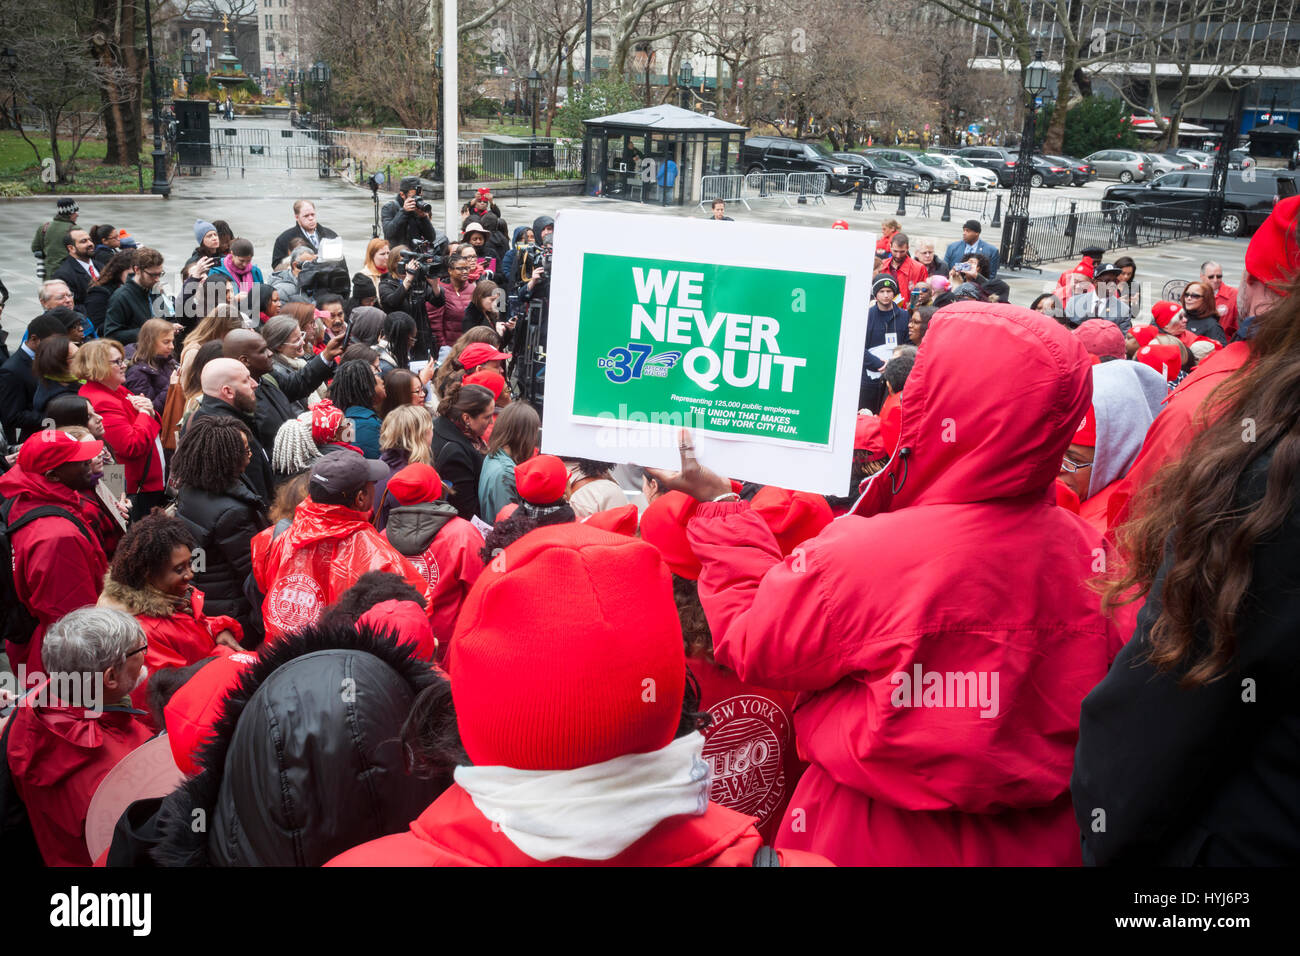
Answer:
[{"left": 599, "top": 344, "right": 682, "bottom": 383}]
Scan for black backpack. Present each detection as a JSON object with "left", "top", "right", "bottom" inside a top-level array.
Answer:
[
  {"left": 0, "top": 709, "right": 43, "bottom": 866},
  {"left": 0, "top": 497, "right": 94, "bottom": 645}
]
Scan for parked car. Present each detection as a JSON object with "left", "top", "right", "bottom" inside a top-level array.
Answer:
[
  {"left": 1083, "top": 149, "right": 1152, "bottom": 182},
  {"left": 1166, "top": 148, "right": 1211, "bottom": 169},
  {"left": 1143, "top": 152, "right": 1192, "bottom": 175},
  {"left": 1038, "top": 154, "right": 1097, "bottom": 186},
  {"left": 834, "top": 153, "right": 925, "bottom": 195},
  {"left": 953, "top": 146, "right": 1068, "bottom": 188},
  {"left": 922, "top": 152, "right": 998, "bottom": 190},
  {"left": 740, "top": 136, "right": 864, "bottom": 193},
  {"left": 862, "top": 148, "right": 957, "bottom": 192},
  {"left": 1103, "top": 169, "right": 1298, "bottom": 237}
]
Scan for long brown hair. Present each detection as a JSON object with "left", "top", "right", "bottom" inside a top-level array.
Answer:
[
  {"left": 486, "top": 401, "right": 539, "bottom": 462},
  {"left": 1181, "top": 279, "right": 1216, "bottom": 321},
  {"left": 1103, "top": 277, "right": 1300, "bottom": 686},
  {"left": 433, "top": 325, "right": 501, "bottom": 396}
]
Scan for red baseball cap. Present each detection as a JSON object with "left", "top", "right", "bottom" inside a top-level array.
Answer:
[
  {"left": 1244, "top": 194, "right": 1300, "bottom": 290},
  {"left": 19, "top": 431, "right": 103, "bottom": 474},
  {"left": 359, "top": 599, "right": 438, "bottom": 663},
  {"left": 831, "top": 220, "right": 849, "bottom": 230},
  {"left": 1073, "top": 405, "right": 1097, "bottom": 447},
  {"left": 459, "top": 343, "right": 510, "bottom": 372},
  {"left": 1137, "top": 343, "right": 1183, "bottom": 382},
  {"left": 515, "top": 454, "right": 568, "bottom": 505},
  {"left": 164, "top": 648, "right": 258, "bottom": 776},
  {"left": 854, "top": 414, "right": 888, "bottom": 461},
  {"left": 387, "top": 462, "right": 443, "bottom": 505},
  {"left": 1074, "top": 319, "right": 1126, "bottom": 361},
  {"left": 463, "top": 370, "right": 506, "bottom": 399}
]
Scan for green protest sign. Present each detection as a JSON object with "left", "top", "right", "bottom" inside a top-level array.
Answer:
[{"left": 571, "top": 253, "right": 846, "bottom": 448}]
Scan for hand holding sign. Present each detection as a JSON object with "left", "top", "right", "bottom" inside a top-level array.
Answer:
[{"left": 644, "top": 429, "right": 733, "bottom": 502}]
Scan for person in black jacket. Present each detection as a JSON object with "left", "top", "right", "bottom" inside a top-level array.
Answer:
[
  {"left": 1075, "top": 285, "right": 1300, "bottom": 866},
  {"left": 147, "top": 619, "right": 456, "bottom": 866},
  {"left": 223, "top": 327, "right": 342, "bottom": 455},
  {"left": 104, "top": 247, "right": 166, "bottom": 346},
  {"left": 188, "top": 357, "right": 275, "bottom": 502},
  {"left": 51, "top": 229, "right": 97, "bottom": 310},
  {"left": 432, "top": 380, "right": 495, "bottom": 520},
  {"left": 170, "top": 415, "right": 269, "bottom": 640},
  {"left": 270, "top": 200, "right": 340, "bottom": 268},
  {"left": 85, "top": 250, "right": 135, "bottom": 336},
  {"left": 381, "top": 177, "right": 439, "bottom": 249},
  {"left": 0, "top": 313, "right": 68, "bottom": 444}
]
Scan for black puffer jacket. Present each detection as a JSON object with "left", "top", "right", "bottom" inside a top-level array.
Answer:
[
  {"left": 432, "top": 415, "right": 485, "bottom": 521},
  {"left": 152, "top": 622, "right": 455, "bottom": 866},
  {"left": 1073, "top": 442, "right": 1300, "bottom": 864},
  {"left": 174, "top": 478, "right": 268, "bottom": 633}
]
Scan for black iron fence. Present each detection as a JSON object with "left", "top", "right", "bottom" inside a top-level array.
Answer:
[{"left": 1020, "top": 198, "right": 1214, "bottom": 266}]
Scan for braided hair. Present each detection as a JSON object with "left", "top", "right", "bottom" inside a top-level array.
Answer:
[
  {"left": 330, "top": 359, "right": 378, "bottom": 412},
  {"left": 171, "top": 415, "right": 254, "bottom": 494},
  {"left": 110, "top": 513, "right": 197, "bottom": 591}
]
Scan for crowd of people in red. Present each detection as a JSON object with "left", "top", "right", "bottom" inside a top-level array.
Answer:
[{"left": 0, "top": 190, "right": 1297, "bottom": 868}]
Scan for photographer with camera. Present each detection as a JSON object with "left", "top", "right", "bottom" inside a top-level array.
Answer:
[
  {"left": 379, "top": 242, "right": 444, "bottom": 362},
  {"left": 382, "top": 177, "right": 438, "bottom": 249}
]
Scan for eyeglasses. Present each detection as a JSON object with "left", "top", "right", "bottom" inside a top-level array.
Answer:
[
  {"left": 1182, "top": 292, "right": 1203, "bottom": 300},
  {"left": 1060, "top": 456, "right": 1094, "bottom": 474},
  {"left": 1204, "top": 273, "right": 1222, "bottom": 279},
  {"left": 141, "top": 269, "right": 165, "bottom": 280},
  {"left": 110, "top": 358, "right": 128, "bottom": 368},
  {"left": 125, "top": 643, "right": 148, "bottom": 658}
]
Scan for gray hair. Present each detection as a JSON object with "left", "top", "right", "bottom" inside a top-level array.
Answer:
[
  {"left": 291, "top": 246, "right": 316, "bottom": 265},
  {"left": 38, "top": 280, "right": 71, "bottom": 306},
  {"left": 1200, "top": 260, "right": 1221, "bottom": 275},
  {"left": 42, "top": 606, "right": 144, "bottom": 677},
  {"left": 916, "top": 237, "right": 936, "bottom": 253}
]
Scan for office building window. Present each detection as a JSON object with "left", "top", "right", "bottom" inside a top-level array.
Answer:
[
  {"left": 267, "top": 36, "right": 276, "bottom": 51},
  {"left": 265, "top": 14, "right": 273, "bottom": 29}
]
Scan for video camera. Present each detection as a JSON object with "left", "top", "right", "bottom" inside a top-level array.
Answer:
[
  {"left": 524, "top": 237, "right": 555, "bottom": 289},
  {"left": 399, "top": 235, "right": 449, "bottom": 280}
]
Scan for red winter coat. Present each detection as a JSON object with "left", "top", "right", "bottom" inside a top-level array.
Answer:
[
  {"left": 80, "top": 380, "right": 164, "bottom": 495},
  {"left": 251, "top": 498, "right": 436, "bottom": 642},
  {"left": 6, "top": 695, "right": 152, "bottom": 866},
  {"left": 1104, "top": 341, "right": 1251, "bottom": 535},
  {"left": 690, "top": 653, "right": 805, "bottom": 844},
  {"left": 0, "top": 466, "right": 108, "bottom": 673},
  {"left": 98, "top": 577, "right": 241, "bottom": 719},
  {"left": 688, "top": 302, "right": 1124, "bottom": 866},
  {"left": 326, "top": 784, "right": 830, "bottom": 866},
  {"left": 381, "top": 504, "right": 485, "bottom": 655}
]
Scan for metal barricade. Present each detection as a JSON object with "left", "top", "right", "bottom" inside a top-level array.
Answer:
[
  {"left": 699, "top": 174, "right": 750, "bottom": 209},
  {"left": 744, "top": 171, "right": 788, "bottom": 202},
  {"left": 785, "top": 172, "right": 827, "bottom": 206}
]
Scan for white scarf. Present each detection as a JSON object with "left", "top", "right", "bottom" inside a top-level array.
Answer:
[{"left": 455, "top": 732, "right": 711, "bottom": 862}]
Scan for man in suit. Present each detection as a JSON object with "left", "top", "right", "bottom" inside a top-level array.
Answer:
[
  {"left": 0, "top": 314, "right": 69, "bottom": 444},
  {"left": 944, "top": 220, "right": 1001, "bottom": 279},
  {"left": 271, "top": 200, "right": 340, "bottom": 268},
  {"left": 52, "top": 229, "right": 98, "bottom": 310}
]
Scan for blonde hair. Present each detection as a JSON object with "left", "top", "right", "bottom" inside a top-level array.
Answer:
[
  {"left": 379, "top": 404, "right": 434, "bottom": 465},
  {"left": 434, "top": 326, "right": 501, "bottom": 396},
  {"left": 185, "top": 304, "right": 243, "bottom": 351},
  {"left": 73, "top": 338, "right": 125, "bottom": 383}
]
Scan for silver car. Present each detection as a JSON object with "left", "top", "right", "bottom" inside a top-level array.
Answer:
[
  {"left": 1084, "top": 149, "right": 1151, "bottom": 183},
  {"left": 1144, "top": 152, "right": 1191, "bottom": 175}
]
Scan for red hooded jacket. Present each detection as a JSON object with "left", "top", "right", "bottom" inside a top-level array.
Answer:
[
  {"left": 0, "top": 466, "right": 108, "bottom": 673},
  {"left": 251, "top": 498, "right": 436, "bottom": 642},
  {"left": 326, "top": 784, "right": 829, "bottom": 866},
  {"left": 6, "top": 695, "right": 152, "bottom": 866},
  {"left": 79, "top": 381, "right": 164, "bottom": 495},
  {"left": 687, "top": 302, "right": 1124, "bottom": 866}
]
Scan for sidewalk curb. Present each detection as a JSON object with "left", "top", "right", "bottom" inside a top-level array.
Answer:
[{"left": 0, "top": 194, "right": 166, "bottom": 202}]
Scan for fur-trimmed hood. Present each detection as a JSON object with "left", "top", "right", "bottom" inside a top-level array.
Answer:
[
  {"left": 152, "top": 621, "right": 453, "bottom": 867},
  {"left": 101, "top": 574, "right": 189, "bottom": 618}
]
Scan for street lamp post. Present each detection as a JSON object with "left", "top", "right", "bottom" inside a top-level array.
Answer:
[
  {"left": 999, "top": 49, "right": 1049, "bottom": 271},
  {"left": 528, "top": 69, "right": 541, "bottom": 137},
  {"left": 678, "top": 61, "right": 694, "bottom": 110},
  {"left": 434, "top": 47, "right": 444, "bottom": 183},
  {"left": 142, "top": 0, "right": 170, "bottom": 197}
]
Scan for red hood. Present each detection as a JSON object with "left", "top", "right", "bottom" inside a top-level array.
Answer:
[
  {"left": 6, "top": 689, "right": 146, "bottom": 788},
  {"left": 854, "top": 302, "right": 1092, "bottom": 517},
  {"left": 285, "top": 499, "right": 377, "bottom": 549},
  {"left": 0, "top": 465, "right": 88, "bottom": 517}
]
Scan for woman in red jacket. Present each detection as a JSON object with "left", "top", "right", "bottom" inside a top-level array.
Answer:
[
  {"left": 650, "top": 301, "right": 1125, "bottom": 866},
  {"left": 98, "top": 513, "right": 243, "bottom": 722},
  {"left": 76, "top": 338, "right": 164, "bottom": 521}
]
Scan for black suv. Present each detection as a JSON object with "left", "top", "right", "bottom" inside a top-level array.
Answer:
[
  {"left": 1103, "top": 169, "right": 1299, "bottom": 237},
  {"left": 833, "top": 152, "right": 924, "bottom": 196},
  {"left": 741, "top": 137, "right": 864, "bottom": 193}
]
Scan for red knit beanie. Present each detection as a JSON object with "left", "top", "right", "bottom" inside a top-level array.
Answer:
[
  {"left": 1244, "top": 194, "right": 1300, "bottom": 290},
  {"left": 450, "top": 523, "right": 685, "bottom": 770},
  {"left": 582, "top": 503, "right": 639, "bottom": 536},
  {"left": 750, "top": 486, "right": 833, "bottom": 556},
  {"left": 638, "top": 491, "right": 701, "bottom": 580},
  {"left": 515, "top": 453, "right": 568, "bottom": 505}
]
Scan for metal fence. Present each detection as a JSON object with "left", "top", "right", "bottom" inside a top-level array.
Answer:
[
  {"left": 174, "top": 142, "right": 349, "bottom": 177},
  {"left": 700, "top": 174, "right": 749, "bottom": 208},
  {"left": 786, "top": 172, "right": 827, "bottom": 205},
  {"left": 1019, "top": 199, "right": 1212, "bottom": 266}
]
